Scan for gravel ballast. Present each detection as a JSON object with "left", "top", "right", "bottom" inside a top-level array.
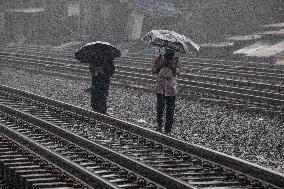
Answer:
[{"left": 0, "top": 66, "right": 283, "bottom": 173}]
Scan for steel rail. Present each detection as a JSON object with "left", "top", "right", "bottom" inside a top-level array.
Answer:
[
  {"left": 0, "top": 108, "right": 164, "bottom": 189},
  {"left": 0, "top": 123, "right": 120, "bottom": 189},
  {"left": 1, "top": 50, "right": 284, "bottom": 80},
  {"left": 0, "top": 85, "right": 283, "bottom": 188},
  {"left": 2, "top": 48, "right": 284, "bottom": 84},
  {"left": 0, "top": 55, "right": 283, "bottom": 106},
  {"left": 1, "top": 53, "right": 283, "bottom": 96},
  {"left": 1, "top": 45, "right": 284, "bottom": 70},
  {"left": 1, "top": 50, "right": 284, "bottom": 92},
  {"left": 0, "top": 92, "right": 272, "bottom": 188},
  {"left": 0, "top": 134, "right": 93, "bottom": 189},
  {"left": 0, "top": 102, "right": 188, "bottom": 189},
  {"left": 1, "top": 59, "right": 283, "bottom": 117},
  {"left": 2, "top": 53, "right": 283, "bottom": 87},
  {"left": 2, "top": 45, "right": 282, "bottom": 69}
]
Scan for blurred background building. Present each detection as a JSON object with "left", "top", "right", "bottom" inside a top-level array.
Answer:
[{"left": 0, "top": 0, "right": 282, "bottom": 46}]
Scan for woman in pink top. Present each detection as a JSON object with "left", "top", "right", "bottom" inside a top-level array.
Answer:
[{"left": 152, "top": 49, "right": 181, "bottom": 134}]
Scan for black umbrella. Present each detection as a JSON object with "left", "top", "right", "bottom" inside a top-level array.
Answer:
[
  {"left": 141, "top": 30, "right": 200, "bottom": 53},
  {"left": 75, "top": 41, "right": 121, "bottom": 63}
]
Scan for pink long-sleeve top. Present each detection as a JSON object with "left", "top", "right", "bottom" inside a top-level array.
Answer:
[{"left": 151, "top": 55, "right": 181, "bottom": 96}]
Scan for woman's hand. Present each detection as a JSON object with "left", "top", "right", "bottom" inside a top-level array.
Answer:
[{"left": 171, "top": 67, "right": 176, "bottom": 75}]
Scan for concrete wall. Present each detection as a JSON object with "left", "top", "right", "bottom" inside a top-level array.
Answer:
[
  {"left": 79, "top": 0, "right": 136, "bottom": 41},
  {"left": 126, "top": 12, "right": 144, "bottom": 40}
]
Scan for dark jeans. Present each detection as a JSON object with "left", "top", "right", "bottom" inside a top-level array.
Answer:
[
  {"left": 91, "top": 76, "right": 110, "bottom": 114},
  {"left": 156, "top": 94, "right": 176, "bottom": 133}
]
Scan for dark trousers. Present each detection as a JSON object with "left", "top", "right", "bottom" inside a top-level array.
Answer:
[
  {"left": 91, "top": 76, "right": 110, "bottom": 114},
  {"left": 156, "top": 94, "right": 176, "bottom": 133}
]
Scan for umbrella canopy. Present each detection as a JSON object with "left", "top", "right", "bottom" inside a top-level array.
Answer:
[
  {"left": 141, "top": 30, "right": 200, "bottom": 53},
  {"left": 75, "top": 41, "right": 121, "bottom": 63}
]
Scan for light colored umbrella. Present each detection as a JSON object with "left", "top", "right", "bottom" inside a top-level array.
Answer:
[{"left": 141, "top": 30, "right": 200, "bottom": 53}]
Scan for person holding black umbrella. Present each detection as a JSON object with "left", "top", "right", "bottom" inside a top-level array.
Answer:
[
  {"left": 152, "top": 48, "right": 181, "bottom": 134},
  {"left": 89, "top": 55, "right": 115, "bottom": 114},
  {"left": 75, "top": 41, "right": 120, "bottom": 115}
]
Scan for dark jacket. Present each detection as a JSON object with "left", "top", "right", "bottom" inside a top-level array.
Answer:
[{"left": 89, "top": 57, "right": 115, "bottom": 78}]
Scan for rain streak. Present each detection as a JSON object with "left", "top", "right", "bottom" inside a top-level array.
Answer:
[{"left": 0, "top": 0, "right": 283, "bottom": 189}]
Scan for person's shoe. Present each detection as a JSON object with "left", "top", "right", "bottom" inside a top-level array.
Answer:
[
  {"left": 156, "top": 123, "right": 162, "bottom": 132},
  {"left": 105, "top": 112, "right": 114, "bottom": 117},
  {"left": 165, "top": 131, "right": 172, "bottom": 136},
  {"left": 156, "top": 126, "right": 162, "bottom": 132}
]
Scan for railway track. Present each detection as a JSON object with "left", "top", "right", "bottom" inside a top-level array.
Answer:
[
  {"left": 2, "top": 45, "right": 284, "bottom": 70},
  {"left": 1, "top": 47, "right": 284, "bottom": 85},
  {"left": 0, "top": 87, "right": 163, "bottom": 189},
  {"left": 1, "top": 46, "right": 284, "bottom": 88},
  {"left": 0, "top": 49, "right": 283, "bottom": 115},
  {"left": 0, "top": 134, "right": 94, "bottom": 189},
  {"left": 0, "top": 84, "right": 283, "bottom": 189},
  {"left": 1, "top": 44, "right": 281, "bottom": 67}
]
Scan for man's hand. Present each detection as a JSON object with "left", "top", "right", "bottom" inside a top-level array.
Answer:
[{"left": 96, "top": 64, "right": 104, "bottom": 73}]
